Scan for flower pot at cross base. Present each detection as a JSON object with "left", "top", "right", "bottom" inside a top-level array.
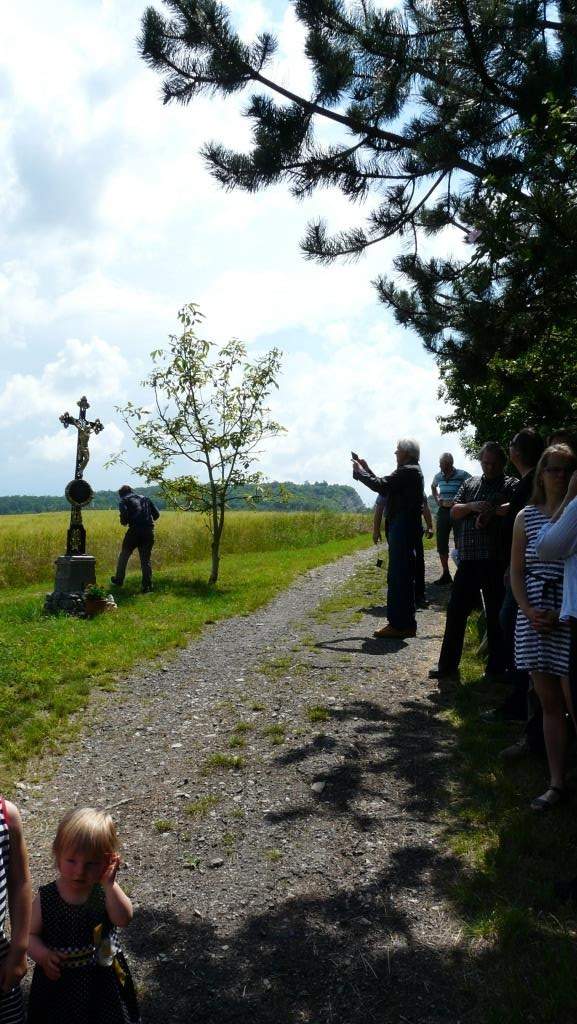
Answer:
[{"left": 84, "top": 597, "right": 109, "bottom": 617}]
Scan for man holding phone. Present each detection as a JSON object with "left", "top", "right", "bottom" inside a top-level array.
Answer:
[{"left": 353, "top": 439, "right": 424, "bottom": 638}]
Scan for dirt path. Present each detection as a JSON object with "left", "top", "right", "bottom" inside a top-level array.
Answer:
[{"left": 18, "top": 548, "right": 475, "bottom": 1024}]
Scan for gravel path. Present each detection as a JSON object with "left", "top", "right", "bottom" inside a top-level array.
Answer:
[{"left": 17, "top": 547, "right": 477, "bottom": 1024}]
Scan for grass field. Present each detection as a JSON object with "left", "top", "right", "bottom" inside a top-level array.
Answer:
[
  {"left": 446, "top": 618, "right": 577, "bottom": 1023},
  {"left": 0, "top": 509, "right": 370, "bottom": 587},
  {"left": 0, "top": 511, "right": 371, "bottom": 787}
]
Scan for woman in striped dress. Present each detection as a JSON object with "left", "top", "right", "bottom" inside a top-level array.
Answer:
[
  {"left": 511, "top": 444, "right": 577, "bottom": 810},
  {"left": 0, "top": 798, "right": 31, "bottom": 1024}
]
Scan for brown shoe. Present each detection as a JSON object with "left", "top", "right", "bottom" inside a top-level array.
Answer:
[{"left": 373, "top": 624, "right": 417, "bottom": 639}]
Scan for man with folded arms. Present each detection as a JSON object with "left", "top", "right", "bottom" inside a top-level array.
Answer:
[{"left": 429, "top": 442, "right": 516, "bottom": 682}]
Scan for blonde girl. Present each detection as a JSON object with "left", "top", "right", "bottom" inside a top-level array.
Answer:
[{"left": 27, "top": 808, "right": 140, "bottom": 1023}]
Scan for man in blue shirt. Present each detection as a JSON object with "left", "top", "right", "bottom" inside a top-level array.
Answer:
[{"left": 431, "top": 453, "right": 471, "bottom": 585}]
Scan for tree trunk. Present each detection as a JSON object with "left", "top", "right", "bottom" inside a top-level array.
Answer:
[
  {"left": 209, "top": 538, "right": 220, "bottom": 584},
  {"left": 208, "top": 505, "right": 224, "bottom": 584}
]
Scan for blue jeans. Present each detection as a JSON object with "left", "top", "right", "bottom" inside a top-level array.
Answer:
[{"left": 387, "top": 512, "right": 418, "bottom": 631}]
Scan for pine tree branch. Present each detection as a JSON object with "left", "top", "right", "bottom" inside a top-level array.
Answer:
[{"left": 453, "top": 0, "right": 516, "bottom": 105}]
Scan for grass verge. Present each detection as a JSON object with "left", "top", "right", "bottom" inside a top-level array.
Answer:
[
  {"left": 445, "top": 617, "right": 577, "bottom": 1024},
  {"left": 0, "top": 535, "right": 369, "bottom": 788}
]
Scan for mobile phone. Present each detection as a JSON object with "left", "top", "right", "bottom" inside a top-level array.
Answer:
[{"left": 351, "top": 451, "right": 359, "bottom": 461}]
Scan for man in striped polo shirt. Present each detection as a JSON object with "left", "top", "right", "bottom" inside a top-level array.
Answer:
[{"left": 431, "top": 453, "right": 471, "bottom": 584}]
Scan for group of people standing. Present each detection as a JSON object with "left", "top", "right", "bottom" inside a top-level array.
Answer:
[{"left": 353, "top": 428, "right": 577, "bottom": 814}]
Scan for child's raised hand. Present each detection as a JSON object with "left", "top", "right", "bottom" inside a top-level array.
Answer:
[
  {"left": 40, "top": 948, "right": 66, "bottom": 981},
  {"left": 100, "top": 853, "right": 121, "bottom": 888},
  {"left": 0, "top": 948, "right": 28, "bottom": 992}
]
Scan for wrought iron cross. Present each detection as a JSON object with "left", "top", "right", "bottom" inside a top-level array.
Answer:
[
  {"left": 60, "top": 396, "right": 104, "bottom": 479},
  {"left": 60, "top": 396, "right": 104, "bottom": 555}
]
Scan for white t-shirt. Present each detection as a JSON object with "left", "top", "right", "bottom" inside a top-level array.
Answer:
[{"left": 536, "top": 496, "right": 577, "bottom": 620}]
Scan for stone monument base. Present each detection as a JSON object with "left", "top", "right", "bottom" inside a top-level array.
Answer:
[{"left": 44, "top": 554, "right": 96, "bottom": 617}]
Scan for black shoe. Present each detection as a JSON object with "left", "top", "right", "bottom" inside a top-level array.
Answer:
[
  {"left": 428, "top": 668, "right": 460, "bottom": 682},
  {"left": 416, "top": 599, "right": 430, "bottom": 609},
  {"left": 433, "top": 573, "right": 452, "bottom": 586},
  {"left": 142, "top": 585, "right": 153, "bottom": 594},
  {"left": 110, "top": 577, "right": 123, "bottom": 586},
  {"left": 499, "top": 736, "right": 530, "bottom": 762}
]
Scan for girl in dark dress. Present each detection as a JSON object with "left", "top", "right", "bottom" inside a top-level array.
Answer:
[{"left": 27, "top": 808, "right": 139, "bottom": 1024}]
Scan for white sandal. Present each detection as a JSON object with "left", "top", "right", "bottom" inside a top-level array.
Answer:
[{"left": 530, "top": 786, "right": 565, "bottom": 812}]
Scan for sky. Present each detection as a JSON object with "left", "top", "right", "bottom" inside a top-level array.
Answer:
[{"left": 0, "top": 0, "right": 478, "bottom": 502}]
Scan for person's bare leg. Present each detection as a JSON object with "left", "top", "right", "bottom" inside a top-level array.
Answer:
[
  {"left": 533, "top": 671, "right": 567, "bottom": 793},
  {"left": 560, "top": 675, "right": 577, "bottom": 734}
]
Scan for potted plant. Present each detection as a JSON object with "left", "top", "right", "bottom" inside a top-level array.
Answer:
[{"left": 84, "top": 583, "right": 111, "bottom": 617}]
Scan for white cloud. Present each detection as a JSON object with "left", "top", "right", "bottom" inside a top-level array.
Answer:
[
  {"left": 54, "top": 273, "right": 173, "bottom": 325},
  {"left": 0, "top": 337, "right": 131, "bottom": 426},
  {"left": 0, "top": 0, "right": 479, "bottom": 497},
  {"left": 261, "top": 332, "right": 477, "bottom": 490},
  {"left": 28, "top": 420, "right": 124, "bottom": 465},
  {"left": 43, "top": 338, "right": 130, "bottom": 400},
  {"left": 200, "top": 261, "right": 376, "bottom": 341},
  {"left": 28, "top": 430, "right": 75, "bottom": 464}
]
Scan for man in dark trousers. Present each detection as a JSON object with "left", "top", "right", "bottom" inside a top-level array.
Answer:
[
  {"left": 496, "top": 429, "right": 545, "bottom": 723},
  {"left": 353, "top": 438, "right": 424, "bottom": 639},
  {"left": 429, "top": 442, "right": 517, "bottom": 682},
  {"left": 111, "top": 485, "right": 160, "bottom": 593}
]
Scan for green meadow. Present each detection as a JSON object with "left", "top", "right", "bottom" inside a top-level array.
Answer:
[
  {"left": 0, "top": 510, "right": 371, "bottom": 785},
  {"left": 0, "top": 508, "right": 370, "bottom": 587}
]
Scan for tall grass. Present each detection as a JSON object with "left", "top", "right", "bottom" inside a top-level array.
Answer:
[{"left": 0, "top": 510, "right": 370, "bottom": 587}]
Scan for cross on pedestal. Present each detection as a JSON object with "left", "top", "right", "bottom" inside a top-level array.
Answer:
[
  {"left": 60, "top": 396, "right": 104, "bottom": 555},
  {"left": 45, "top": 396, "right": 106, "bottom": 614}
]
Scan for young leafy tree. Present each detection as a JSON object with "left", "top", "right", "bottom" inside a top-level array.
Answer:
[
  {"left": 115, "top": 304, "right": 283, "bottom": 583},
  {"left": 139, "top": 0, "right": 577, "bottom": 439}
]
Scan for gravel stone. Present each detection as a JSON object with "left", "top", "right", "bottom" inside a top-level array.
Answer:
[{"left": 18, "top": 548, "right": 475, "bottom": 1023}]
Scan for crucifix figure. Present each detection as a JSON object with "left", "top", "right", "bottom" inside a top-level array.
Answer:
[{"left": 60, "top": 396, "right": 104, "bottom": 555}]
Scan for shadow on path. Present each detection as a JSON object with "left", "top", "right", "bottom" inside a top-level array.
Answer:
[
  {"left": 128, "top": 845, "right": 474, "bottom": 1024},
  {"left": 314, "top": 637, "right": 408, "bottom": 656}
]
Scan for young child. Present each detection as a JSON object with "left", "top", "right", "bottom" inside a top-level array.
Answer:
[
  {"left": 0, "top": 796, "right": 31, "bottom": 1024},
  {"left": 27, "top": 807, "right": 140, "bottom": 1024}
]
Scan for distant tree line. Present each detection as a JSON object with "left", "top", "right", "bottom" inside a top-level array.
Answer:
[{"left": 0, "top": 482, "right": 367, "bottom": 516}]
